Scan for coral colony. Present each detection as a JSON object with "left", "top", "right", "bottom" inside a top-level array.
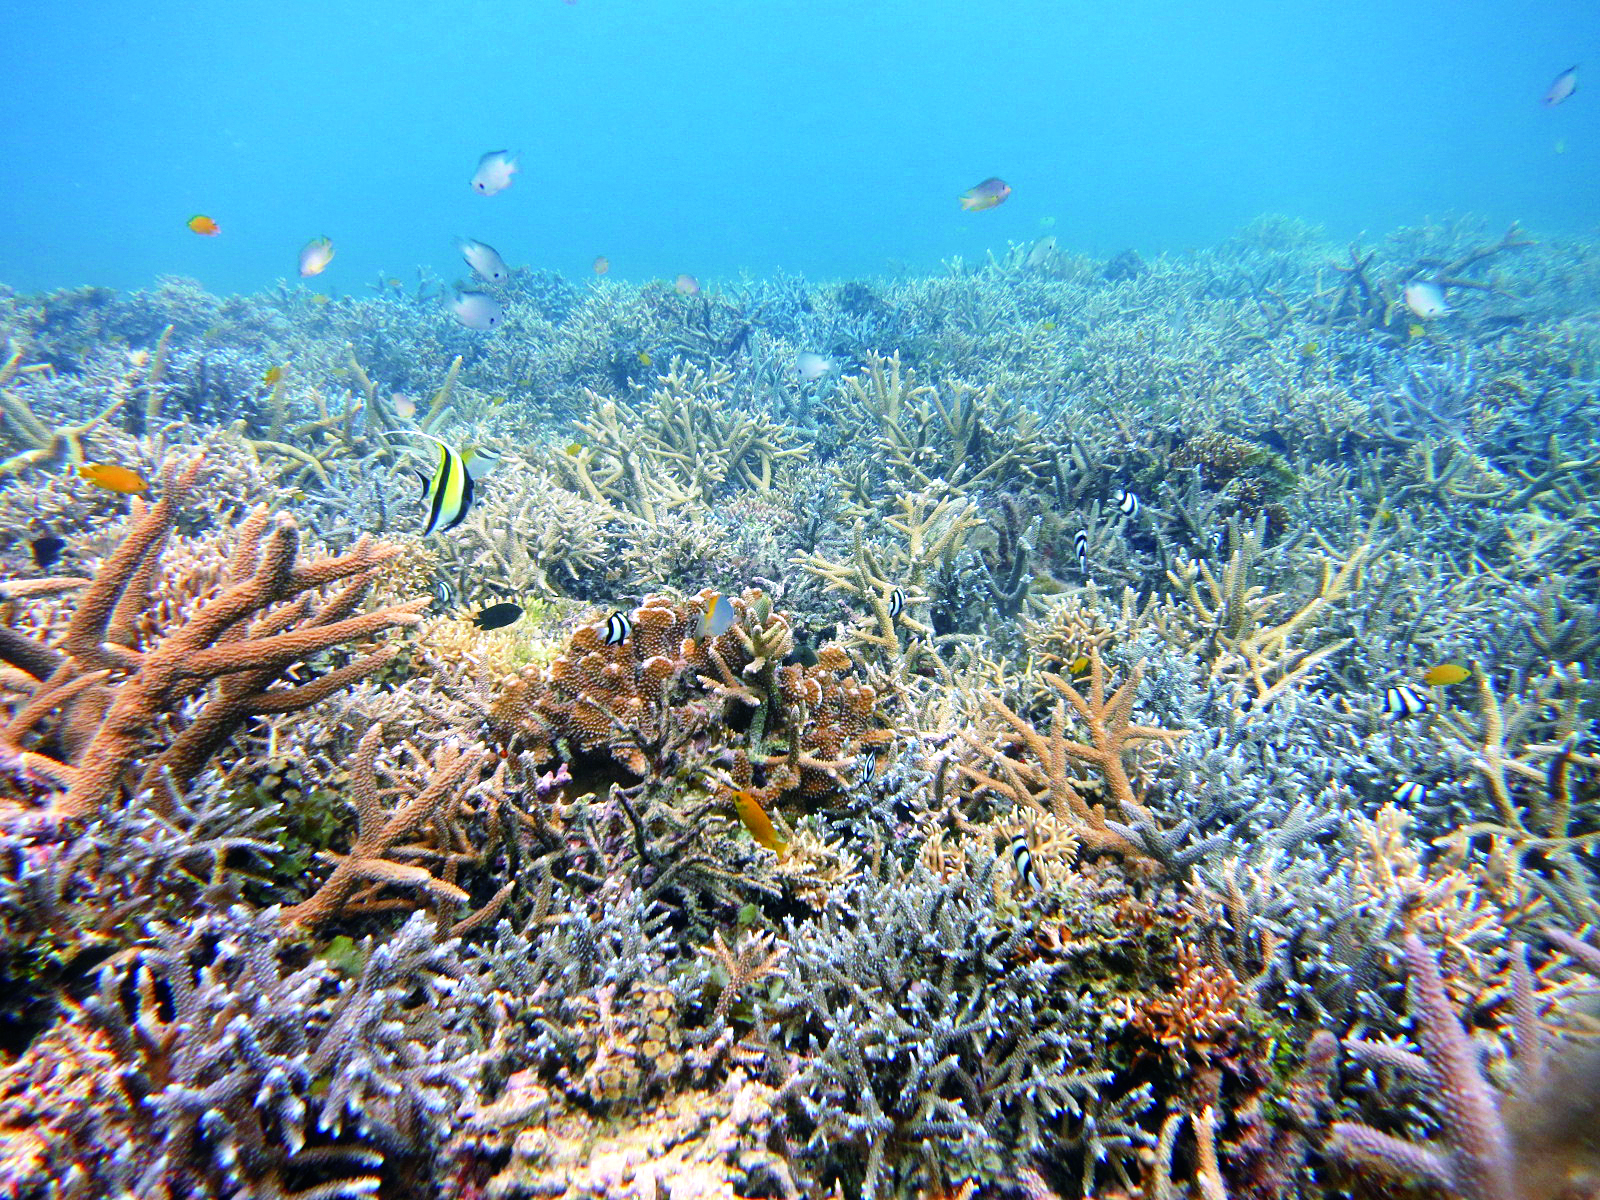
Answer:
[{"left": 1, "top": 215, "right": 1598, "bottom": 1199}]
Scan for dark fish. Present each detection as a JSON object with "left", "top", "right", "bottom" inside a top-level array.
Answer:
[
  {"left": 1114, "top": 488, "right": 1140, "bottom": 518},
  {"left": 888, "top": 587, "right": 905, "bottom": 619},
  {"left": 29, "top": 535, "right": 65, "bottom": 571},
  {"left": 1074, "top": 529, "right": 1088, "bottom": 572},
  {"left": 858, "top": 751, "right": 877, "bottom": 784},
  {"left": 433, "top": 578, "right": 455, "bottom": 607},
  {"left": 602, "top": 610, "right": 631, "bottom": 645},
  {"left": 1383, "top": 684, "right": 1429, "bottom": 718},
  {"left": 471, "top": 602, "right": 523, "bottom": 630}
]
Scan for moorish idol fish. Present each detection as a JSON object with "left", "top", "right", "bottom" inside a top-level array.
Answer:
[{"left": 393, "top": 430, "right": 475, "bottom": 535}]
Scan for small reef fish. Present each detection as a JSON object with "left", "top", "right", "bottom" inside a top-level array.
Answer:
[
  {"left": 391, "top": 392, "right": 417, "bottom": 420},
  {"left": 797, "top": 352, "right": 833, "bottom": 382},
  {"left": 396, "top": 431, "right": 474, "bottom": 535},
  {"left": 731, "top": 789, "right": 788, "bottom": 857},
  {"left": 462, "top": 445, "right": 501, "bottom": 481},
  {"left": 857, "top": 750, "right": 877, "bottom": 783},
  {"left": 675, "top": 273, "right": 700, "bottom": 295},
  {"left": 1421, "top": 662, "right": 1471, "bottom": 687},
  {"left": 1066, "top": 655, "right": 1091, "bottom": 678},
  {"left": 1009, "top": 833, "right": 1039, "bottom": 887},
  {"left": 593, "top": 256, "right": 610, "bottom": 275},
  {"left": 262, "top": 365, "right": 285, "bottom": 387},
  {"left": 638, "top": 351, "right": 653, "bottom": 367},
  {"left": 602, "top": 610, "right": 632, "bottom": 645},
  {"left": 459, "top": 238, "right": 509, "bottom": 284},
  {"left": 1393, "top": 780, "right": 1428, "bottom": 806},
  {"left": 1025, "top": 235, "right": 1057, "bottom": 268},
  {"left": 1543, "top": 64, "right": 1579, "bottom": 107},
  {"left": 29, "top": 534, "right": 65, "bottom": 571},
  {"left": 1074, "top": 529, "right": 1089, "bottom": 572},
  {"left": 78, "top": 462, "right": 148, "bottom": 494},
  {"left": 186, "top": 214, "right": 220, "bottom": 236},
  {"left": 299, "top": 237, "right": 335, "bottom": 278},
  {"left": 448, "top": 291, "right": 504, "bottom": 331},
  {"left": 471, "top": 602, "right": 523, "bottom": 630},
  {"left": 959, "top": 177, "right": 1011, "bottom": 211},
  {"left": 1555, "top": 138, "right": 1568, "bottom": 154},
  {"left": 433, "top": 578, "right": 455, "bottom": 607},
  {"left": 888, "top": 587, "right": 906, "bottom": 620},
  {"left": 1114, "top": 488, "right": 1140, "bottom": 518},
  {"left": 1383, "top": 684, "right": 1429, "bottom": 718},
  {"left": 698, "top": 593, "right": 736, "bottom": 638},
  {"left": 1403, "top": 281, "right": 1450, "bottom": 319},
  {"left": 471, "top": 150, "right": 518, "bottom": 196}
]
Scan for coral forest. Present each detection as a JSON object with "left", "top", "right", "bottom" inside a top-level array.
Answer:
[{"left": 0, "top": 215, "right": 1597, "bottom": 1200}]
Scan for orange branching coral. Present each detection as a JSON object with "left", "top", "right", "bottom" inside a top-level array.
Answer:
[
  {"left": 0, "top": 458, "right": 426, "bottom": 818},
  {"left": 956, "top": 644, "right": 1184, "bottom": 861},
  {"left": 1128, "top": 941, "right": 1246, "bottom": 1066},
  {"left": 280, "top": 724, "right": 487, "bottom": 929},
  {"left": 485, "top": 588, "right": 888, "bottom": 803}
]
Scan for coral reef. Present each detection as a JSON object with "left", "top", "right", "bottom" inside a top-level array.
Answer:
[{"left": 2, "top": 212, "right": 1598, "bottom": 1199}]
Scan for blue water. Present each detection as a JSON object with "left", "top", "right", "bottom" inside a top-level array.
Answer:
[{"left": 1, "top": 0, "right": 1594, "bottom": 295}]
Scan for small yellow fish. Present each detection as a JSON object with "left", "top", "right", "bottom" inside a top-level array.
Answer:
[
  {"left": 311, "top": 294, "right": 330, "bottom": 306},
  {"left": 565, "top": 442, "right": 585, "bottom": 456},
  {"left": 638, "top": 351, "right": 652, "bottom": 367},
  {"left": 1300, "top": 341, "right": 1319, "bottom": 359},
  {"left": 262, "top": 364, "right": 285, "bottom": 387},
  {"left": 78, "top": 462, "right": 148, "bottom": 494},
  {"left": 1040, "top": 321, "right": 1057, "bottom": 331},
  {"left": 1422, "top": 663, "right": 1471, "bottom": 687},
  {"left": 1407, "top": 322, "right": 1424, "bottom": 338},
  {"left": 387, "top": 278, "right": 402, "bottom": 288},
  {"left": 731, "top": 789, "right": 788, "bottom": 857},
  {"left": 1067, "top": 655, "right": 1091, "bottom": 677}
]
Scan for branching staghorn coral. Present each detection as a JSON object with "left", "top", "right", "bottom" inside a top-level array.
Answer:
[
  {"left": 280, "top": 723, "right": 487, "bottom": 929},
  {"left": 835, "top": 350, "right": 1052, "bottom": 491},
  {"left": 1158, "top": 515, "right": 1369, "bottom": 703},
  {"left": 0, "top": 336, "right": 151, "bottom": 478},
  {"left": 7, "top": 905, "right": 493, "bottom": 1200},
  {"left": 957, "top": 643, "right": 1185, "bottom": 862},
  {"left": 549, "top": 358, "right": 808, "bottom": 521},
  {"left": 0, "top": 457, "right": 426, "bottom": 817}
]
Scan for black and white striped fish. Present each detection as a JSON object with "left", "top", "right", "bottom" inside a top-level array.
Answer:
[
  {"left": 1383, "top": 684, "right": 1429, "bottom": 718},
  {"left": 888, "top": 587, "right": 905, "bottom": 619},
  {"left": 1074, "top": 529, "right": 1089, "bottom": 572},
  {"left": 1009, "top": 833, "right": 1039, "bottom": 887},
  {"left": 1113, "top": 489, "right": 1140, "bottom": 518},
  {"left": 1392, "top": 780, "right": 1428, "bottom": 806},
  {"left": 394, "top": 430, "right": 475, "bottom": 535},
  {"left": 433, "top": 578, "right": 455, "bottom": 608},
  {"left": 601, "top": 610, "right": 632, "bottom": 645}
]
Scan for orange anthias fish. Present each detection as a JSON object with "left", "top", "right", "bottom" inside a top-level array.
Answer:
[
  {"left": 187, "top": 214, "right": 220, "bottom": 236},
  {"left": 959, "top": 177, "right": 1011, "bottom": 211},
  {"left": 78, "top": 463, "right": 149, "bottom": 494},
  {"left": 731, "top": 789, "right": 788, "bottom": 857}
]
